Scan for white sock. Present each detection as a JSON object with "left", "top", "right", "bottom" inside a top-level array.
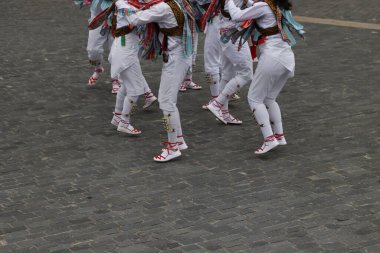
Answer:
[
  {"left": 265, "top": 99, "right": 283, "bottom": 135},
  {"left": 250, "top": 102, "right": 274, "bottom": 139},
  {"left": 216, "top": 78, "right": 238, "bottom": 105},
  {"left": 114, "top": 85, "right": 126, "bottom": 114},
  {"left": 210, "top": 74, "right": 220, "bottom": 97},
  {"left": 183, "top": 68, "right": 192, "bottom": 85},
  {"left": 218, "top": 78, "right": 228, "bottom": 94},
  {"left": 163, "top": 110, "right": 179, "bottom": 145},
  {"left": 122, "top": 95, "right": 138, "bottom": 122},
  {"left": 174, "top": 108, "right": 183, "bottom": 138},
  {"left": 93, "top": 65, "right": 103, "bottom": 76}
]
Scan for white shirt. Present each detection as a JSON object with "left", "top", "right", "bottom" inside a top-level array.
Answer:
[
  {"left": 227, "top": 1, "right": 294, "bottom": 71},
  {"left": 115, "top": 2, "right": 137, "bottom": 30},
  {"left": 227, "top": 1, "right": 276, "bottom": 28},
  {"left": 219, "top": 0, "right": 247, "bottom": 29},
  {"left": 116, "top": 0, "right": 183, "bottom": 52}
]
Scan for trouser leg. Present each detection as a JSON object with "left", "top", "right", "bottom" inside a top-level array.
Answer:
[
  {"left": 216, "top": 43, "right": 253, "bottom": 106},
  {"left": 204, "top": 20, "right": 221, "bottom": 97},
  {"left": 122, "top": 95, "right": 138, "bottom": 123},
  {"left": 265, "top": 98, "right": 283, "bottom": 135},
  {"left": 249, "top": 102, "right": 274, "bottom": 139},
  {"left": 87, "top": 26, "right": 108, "bottom": 67},
  {"left": 114, "top": 84, "right": 126, "bottom": 114},
  {"left": 162, "top": 110, "right": 180, "bottom": 144},
  {"left": 159, "top": 54, "right": 191, "bottom": 144}
]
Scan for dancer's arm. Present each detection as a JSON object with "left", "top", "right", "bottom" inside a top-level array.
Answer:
[
  {"left": 226, "top": 0, "right": 268, "bottom": 21},
  {"left": 117, "top": 1, "right": 170, "bottom": 25}
]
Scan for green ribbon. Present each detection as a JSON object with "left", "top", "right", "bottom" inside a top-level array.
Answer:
[{"left": 121, "top": 35, "right": 125, "bottom": 46}]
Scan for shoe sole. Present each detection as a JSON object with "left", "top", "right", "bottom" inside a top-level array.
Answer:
[
  {"left": 153, "top": 153, "right": 181, "bottom": 162},
  {"left": 254, "top": 142, "right": 279, "bottom": 155},
  {"left": 178, "top": 144, "right": 188, "bottom": 151},
  {"left": 117, "top": 127, "right": 142, "bottom": 136},
  {"left": 207, "top": 105, "right": 227, "bottom": 124},
  {"left": 227, "top": 121, "right": 243, "bottom": 125},
  {"left": 215, "top": 118, "right": 242, "bottom": 125}
]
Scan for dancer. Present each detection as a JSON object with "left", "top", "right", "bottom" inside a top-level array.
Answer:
[
  {"left": 117, "top": 0, "right": 195, "bottom": 162},
  {"left": 81, "top": 0, "right": 122, "bottom": 93},
  {"left": 204, "top": 0, "right": 254, "bottom": 124},
  {"left": 199, "top": 0, "right": 222, "bottom": 108},
  {"left": 179, "top": 0, "right": 203, "bottom": 92},
  {"left": 109, "top": 1, "right": 158, "bottom": 135},
  {"left": 225, "top": 0, "right": 304, "bottom": 154}
]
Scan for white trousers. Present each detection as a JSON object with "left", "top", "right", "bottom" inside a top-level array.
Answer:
[
  {"left": 204, "top": 17, "right": 222, "bottom": 76},
  {"left": 87, "top": 26, "right": 114, "bottom": 65},
  {"left": 220, "top": 41, "right": 253, "bottom": 89},
  {"left": 159, "top": 52, "right": 192, "bottom": 112},
  {"left": 248, "top": 54, "right": 294, "bottom": 104},
  {"left": 109, "top": 35, "right": 150, "bottom": 96},
  {"left": 184, "top": 33, "right": 199, "bottom": 80}
]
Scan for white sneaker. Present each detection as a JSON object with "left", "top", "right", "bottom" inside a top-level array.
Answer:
[
  {"left": 179, "top": 84, "right": 187, "bottom": 92},
  {"left": 117, "top": 120, "right": 142, "bottom": 135},
  {"left": 202, "top": 97, "right": 217, "bottom": 110},
  {"left": 255, "top": 135, "right": 279, "bottom": 155},
  {"left": 177, "top": 136, "right": 188, "bottom": 150},
  {"left": 222, "top": 110, "right": 243, "bottom": 125},
  {"left": 275, "top": 133, "right": 287, "bottom": 145},
  {"left": 153, "top": 142, "right": 181, "bottom": 162},
  {"left": 186, "top": 81, "right": 202, "bottom": 90},
  {"left": 111, "top": 79, "right": 120, "bottom": 94},
  {"left": 88, "top": 67, "right": 104, "bottom": 86},
  {"left": 111, "top": 113, "right": 122, "bottom": 127},
  {"left": 143, "top": 92, "right": 157, "bottom": 109},
  {"left": 229, "top": 93, "right": 241, "bottom": 102},
  {"left": 207, "top": 101, "right": 227, "bottom": 124}
]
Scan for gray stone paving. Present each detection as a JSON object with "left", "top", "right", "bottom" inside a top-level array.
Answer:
[{"left": 1, "top": 0, "right": 379, "bottom": 252}]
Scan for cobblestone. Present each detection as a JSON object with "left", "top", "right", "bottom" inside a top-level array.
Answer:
[{"left": 0, "top": 0, "right": 379, "bottom": 252}]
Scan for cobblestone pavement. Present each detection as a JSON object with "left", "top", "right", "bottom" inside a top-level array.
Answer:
[{"left": 1, "top": 0, "right": 379, "bottom": 252}]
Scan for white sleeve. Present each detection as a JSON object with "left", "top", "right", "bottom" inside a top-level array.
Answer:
[
  {"left": 116, "top": 1, "right": 130, "bottom": 9},
  {"left": 227, "top": 1, "right": 267, "bottom": 21},
  {"left": 118, "top": 2, "right": 170, "bottom": 26},
  {"left": 115, "top": 1, "right": 138, "bottom": 15}
]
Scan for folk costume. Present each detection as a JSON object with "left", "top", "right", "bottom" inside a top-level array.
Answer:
[
  {"left": 204, "top": 0, "right": 254, "bottom": 125},
  {"left": 118, "top": 0, "right": 196, "bottom": 162},
  {"left": 109, "top": 1, "right": 158, "bottom": 135},
  {"left": 178, "top": 0, "right": 204, "bottom": 92},
  {"left": 75, "top": 0, "right": 122, "bottom": 92},
  {"left": 198, "top": 0, "right": 223, "bottom": 107},
  {"left": 226, "top": 0, "right": 304, "bottom": 154}
]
